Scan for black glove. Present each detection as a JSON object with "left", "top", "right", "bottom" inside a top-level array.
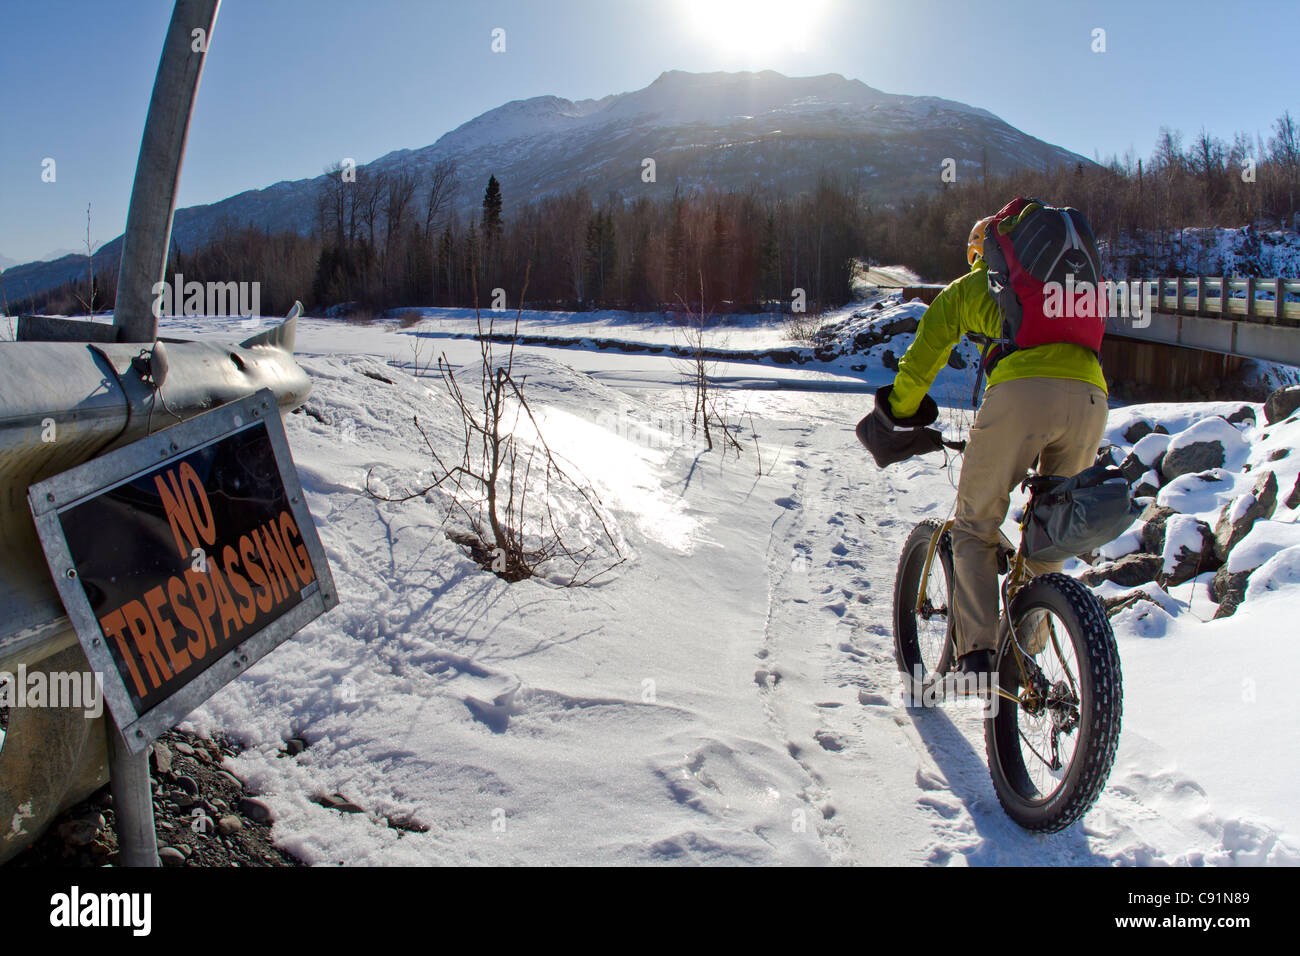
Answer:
[{"left": 856, "top": 384, "right": 944, "bottom": 468}]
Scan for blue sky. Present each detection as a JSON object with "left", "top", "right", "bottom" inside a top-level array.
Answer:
[{"left": 1, "top": 0, "right": 1295, "bottom": 264}]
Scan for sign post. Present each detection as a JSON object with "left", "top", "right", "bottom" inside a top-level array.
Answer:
[{"left": 27, "top": 388, "right": 337, "bottom": 862}]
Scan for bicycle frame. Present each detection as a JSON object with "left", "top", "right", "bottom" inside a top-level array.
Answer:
[{"left": 913, "top": 518, "right": 1078, "bottom": 709}]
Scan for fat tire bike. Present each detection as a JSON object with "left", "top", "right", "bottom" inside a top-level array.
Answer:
[{"left": 892, "top": 469, "right": 1123, "bottom": 833}]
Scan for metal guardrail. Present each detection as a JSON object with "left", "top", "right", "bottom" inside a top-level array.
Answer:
[
  {"left": 0, "top": 0, "right": 323, "bottom": 868},
  {"left": 1143, "top": 276, "right": 1300, "bottom": 324}
]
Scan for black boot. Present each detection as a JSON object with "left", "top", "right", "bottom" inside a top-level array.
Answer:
[{"left": 948, "top": 650, "right": 995, "bottom": 697}]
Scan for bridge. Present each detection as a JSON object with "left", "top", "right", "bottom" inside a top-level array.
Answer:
[{"left": 1101, "top": 276, "right": 1300, "bottom": 394}]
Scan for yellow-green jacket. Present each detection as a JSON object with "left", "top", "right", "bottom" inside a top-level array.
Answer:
[{"left": 889, "top": 259, "right": 1108, "bottom": 419}]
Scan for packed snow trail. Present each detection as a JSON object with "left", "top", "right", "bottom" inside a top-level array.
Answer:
[{"left": 750, "top": 394, "right": 1114, "bottom": 863}]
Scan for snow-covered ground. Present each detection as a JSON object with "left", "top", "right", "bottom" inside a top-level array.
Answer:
[{"left": 77, "top": 304, "right": 1300, "bottom": 864}]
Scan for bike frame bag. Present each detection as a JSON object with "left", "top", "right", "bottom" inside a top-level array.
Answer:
[{"left": 1021, "top": 464, "right": 1137, "bottom": 563}]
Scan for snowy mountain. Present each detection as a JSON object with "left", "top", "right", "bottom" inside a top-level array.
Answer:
[{"left": 4, "top": 71, "right": 1088, "bottom": 301}]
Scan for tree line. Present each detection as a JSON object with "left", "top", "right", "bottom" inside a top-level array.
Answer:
[{"left": 7, "top": 110, "right": 1297, "bottom": 319}]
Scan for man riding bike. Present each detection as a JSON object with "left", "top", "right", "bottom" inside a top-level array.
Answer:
[{"left": 860, "top": 203, "right": 1109, "bottom": 685}]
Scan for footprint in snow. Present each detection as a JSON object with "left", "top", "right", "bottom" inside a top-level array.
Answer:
[
  {"left": 915, "top": 768, "right": 948, "bottom": 792},
  {"left": 917, "top": 795, "right": 962, "bottom": 820},
  {"left": 814, "top": 730, "right": 846, "bottom": 752},
  {"left": 857, "top": 690, "right": 890, "bottom": 707},
  {"left": 774, "top": 496, "right": 800, "bottom": 509}
]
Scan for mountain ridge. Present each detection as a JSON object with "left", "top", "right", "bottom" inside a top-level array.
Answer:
[{"left": 2, "top": 69, "right": 1089, "bottom": 302}]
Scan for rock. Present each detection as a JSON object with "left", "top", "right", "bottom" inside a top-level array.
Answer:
[
  {"left": 1212, "top": 566, "right": 1253, "bottom": 618},
  {"left": 1162, "top": 440, "right": 1226, "bottom": 481},
  {"left": 881, "top": 349, "right": 899, "bottom": 371},
  {"left": 1264, "top": 384, "right": 1300, "bottom": 424},
  {"left": 57, "top": 815, "right": 103, "bottom": 847},
  {"left": 317, "top": 793, "right": 365, "bottom": 814},
  {"left": 170, "top": 791, "right": 198, "bottom": 809},
  {"left": 1226, "top": 406, "right": 1257, "bottom": 427},
  {"left": 852, "top": 331, "right": 881, "bottom": 351},
  {"left": 217, "top": 815, "right": 244, "bottom": 836},
  {"left": 1079, "top": 553, "right": 1163, "bottom": 588},
  {"left": 1119, "top": 452, "right": 1148, "bottom": 484},
  {"left": 1096, "top": 446, "right": 1122, "bottom": 468},
  {"left": 239, "top": 797, "right": 274, "bottom": 824},
  {"left": 173, "top": 742, "right": 195, "bottom": 756},
  {"left": 1159, "top": 515, "right": 1219, "bottom": 587},
  {"left": 215, "top": 770, "right": 242, "bottom": 788},
  {"left": 946, "top": 349, "right": 967, "bottom": 370},
  {"left": 1123, "top": 420, "right": 1155, "bottom": 444},
  {"left": 1162, "top": 417, "right": 1250, "bottom": 481},
  {"left": 1133, "top": 473, "right": 1161, "bottom": 499},
  {"left": 159, "top": 846, "right": 186, "bottom": 866},
  {"left": 179, "top": 844, "right": 193, "bottom": 857},
  {"left": 1212, "top": 470, "right": 1279, "bottom": 562},
  {"left": 151, "top": 741, "right": 173, "bottom": 775},
  {"left": 175, "top": 774, "right": 200, "bottom": 796},
  {"left": 1101, "top": 590, "right": 1150, "bottom": 619},
  {"left": 1287, "top": 473, "right": 1300, "bottom": 511},
  {"left": 283, "top": 737, "right": 307, "bottom": 757},
  {"left": 1137, "top": 504, "right": 1179, "bottom": 554},
  {"left": 880, "top": 315, "right": 919, "bottom": 337}
]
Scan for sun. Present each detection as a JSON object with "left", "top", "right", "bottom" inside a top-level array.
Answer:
[{"left": 680, "top": 0, "right": 831, "bottom": 58}]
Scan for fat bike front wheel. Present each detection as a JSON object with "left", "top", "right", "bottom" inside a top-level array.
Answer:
[{"left": 985, "top": 572, "right": 1122, "bottom": 833}]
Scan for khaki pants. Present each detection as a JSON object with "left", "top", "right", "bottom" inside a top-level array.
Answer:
[{"left": 951, "top": 377, "right": 1108, "bottom": 655}]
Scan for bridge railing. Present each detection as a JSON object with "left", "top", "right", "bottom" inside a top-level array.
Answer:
[{"left": 1145, "top": 276, "right": 1300, "bottom": 324}]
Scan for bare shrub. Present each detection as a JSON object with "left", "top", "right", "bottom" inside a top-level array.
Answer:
[{"left": 369, "top": 267, "right": 623, "bottom": 585}]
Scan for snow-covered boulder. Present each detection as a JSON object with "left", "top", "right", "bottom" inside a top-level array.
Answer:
[
  {"left": 1211, "top": 565, "right": 1252, "bottom": 619},
  {"left": 1264, "top": 384, "right": 1300, "bottom": 424},
  {"left": 1160, "top": 513, "right": 1218, "bottom": 586},
  {"left": 1212, "top": 469, "right": 1279, "bottom": 562},
  {"left": 1226, "top": 405, "right": 1257, "bottom": 427},
  {"left": 1157, "top": 469, "right": 1231, "bottom": 514},
  {"left": 1160, "top": 416, "right": 1249, "bottom": 481},
  {"left": 1137, "top": 503, "right": 1179, "bottom": 554},
  {"left": 1133, "top": 470, "right": 1161, "bottom": 499},
  {"left": 1122, "top": 420, "right": 1168, "bottom": 444},
  {"left": 1120, "top": 431, "right": 1173, "bottom": 484},
  {"left": 1286, "top": 473, "right": 1300, "bottom": 512},
  {"left": 1079, "top": 552, "right": 1163, "bottom": 589}
]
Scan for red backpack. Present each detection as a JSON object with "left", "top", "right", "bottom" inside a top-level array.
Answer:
[{"left": 975, "top": 197, "right": 1106, "bottom": 390}]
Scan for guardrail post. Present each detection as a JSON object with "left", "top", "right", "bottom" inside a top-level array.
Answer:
[
  {"left": 107, "top": 726, "right": 159, "bottom": 866},
  {"left": 1245, "top": 276, "right": 1256, "bottom": 321},
  {"left": 1195, "top": 276, "right": 1206, "bottom": 315},
  {"left": 114, "top": 0, "right": 222, "bottom": 344}
]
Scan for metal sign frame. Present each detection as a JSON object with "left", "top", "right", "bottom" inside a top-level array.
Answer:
[{"left": 28, "top": 388, "right": 336, "bottom": 753}]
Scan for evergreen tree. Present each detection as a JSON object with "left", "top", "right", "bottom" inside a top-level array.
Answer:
[{"left": 482, "top": 175, "right": 503, "bottom": 247}]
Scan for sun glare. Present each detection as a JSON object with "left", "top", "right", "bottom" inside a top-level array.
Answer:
[{"left": 681, "top": 0, "right": 831, "bottom": 57}]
